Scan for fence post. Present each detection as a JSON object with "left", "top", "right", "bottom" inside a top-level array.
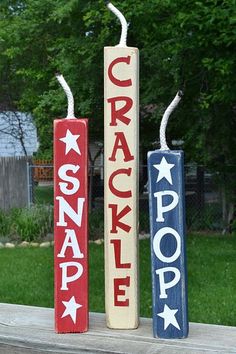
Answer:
[{"left": 26, "top": 161, "right": 31, "bottom": 207}]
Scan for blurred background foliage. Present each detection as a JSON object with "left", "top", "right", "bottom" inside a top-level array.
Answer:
[{"left": 0, "top": 0, "right": 235, "bottom": 197}]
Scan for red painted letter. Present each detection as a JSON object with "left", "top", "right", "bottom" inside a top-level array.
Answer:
[
  {"left": 108, "top": 96, "right": 133, "bottom": 126},
  {"left": 109, "top": 168, "right": 132, "bottom": 198},
  {"left": 108, "top": 56, "right": 132, "bottom": 87},
  {"left": 109, "top": 204, "right": 132, "bottom": 233},
  {"left": 114, "top": 277, "right": 130, "bottom": 306},
  {"left": 109, "top": 132, "right": 134, "bottom": 162},
  {"left": 110, "top": 239, "right": 131, "bottom": 268}
]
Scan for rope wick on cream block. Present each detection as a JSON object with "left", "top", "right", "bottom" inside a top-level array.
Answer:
[{"left": 105, "top": 1, "right": 128, "bottom": 47}]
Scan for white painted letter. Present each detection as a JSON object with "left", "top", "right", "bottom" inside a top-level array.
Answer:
[
  {"left": 153, "top": 227, "right": 181, "bottom": 263},
  {"left": 60, "top": 262, "right": 83, "bottom": 290},
  {"left": 56, "top": 196, "right": 85, "bottom": 227},
  {"left": 58, "top": 164, "right": 80, "bottom": 195},
  {"left": 58, "top": 229, "right": 84, "bottom": 259},
  {"left": 154, "top": 191, "right": 179, "bottom": 222},
  {"left": 156, "top": 267, "right": 181, "bottom": 299}
]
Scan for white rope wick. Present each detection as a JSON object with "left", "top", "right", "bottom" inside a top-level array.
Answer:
[
  {"left": 56, "top": 74, "right": 75, "bottom": 119},
  {"left": 106, "top": 1, "right": 128, "bottom": 47},
  {"left": 159, "top": 91, "right": 183, "bottom": 150}
]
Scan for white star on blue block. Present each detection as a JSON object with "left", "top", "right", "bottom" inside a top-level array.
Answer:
[
  {"left": 60, "top": 129, "right": 81, "bottom": 155},
  {"left": 61, "top": 296, "right": 82, "bottom": 324},
  {"left": 157, "top": 304, "right": 180, "bottom": 330},
  {"left": 153, "top": 157, "right": 175, "bottom": 185}
]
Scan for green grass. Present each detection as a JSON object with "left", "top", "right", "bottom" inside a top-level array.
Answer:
[
  {"left": 35, "top": 185, "right": 53, "bottom": 205},
  {"left": 0, "top": 234, "right": 236, "bottom": 326},
  {"left": 0, "top": 248, "right": 54, "bottom": 306},
  {"left": 187, "top": 235, "right": 236, "bottom": 326}
]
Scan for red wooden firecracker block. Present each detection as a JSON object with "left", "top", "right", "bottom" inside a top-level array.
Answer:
[
  {"left": 54, "top": 118, "right": 88, "bottom": 333},
  {"left": 104, "top": 46, "right": 139, "bottom": 329}
]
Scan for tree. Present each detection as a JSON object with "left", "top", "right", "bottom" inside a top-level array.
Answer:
[
  {"left": 0, "top": 111, "right": 37, "bottom": 156},
  {"left": 0, "top": 112, "right": 28, "bottom": 156}
]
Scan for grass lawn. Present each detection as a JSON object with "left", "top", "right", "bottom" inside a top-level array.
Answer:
[{"left": 0, "top": 234, "right": 235, "bottom": 326}]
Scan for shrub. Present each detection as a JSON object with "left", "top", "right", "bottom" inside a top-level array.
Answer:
[
  {"left": 231, "top": 219, "right": 236, "bottom": 235},
  {"left": 139, "top": 210, "right": 150, "bottom": 233},
  {"left": 0, "top": 209, "right": 11, "bottom": 237},
  {"left": 0, "top": 206, "right": 53, "bottom": 242},
  {"left": 13, "top": 206, "right": 53, "bottom": 242},
  {"left": 186, "top": 204, "right": 224, "bottom": 231},
  {"left": 89, "top": 209, "right": 104, "bottom": 240}
]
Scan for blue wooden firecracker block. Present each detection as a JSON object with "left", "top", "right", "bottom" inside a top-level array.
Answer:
[{"left": 148, "top": 149, "right": 188, "bottom": 339}]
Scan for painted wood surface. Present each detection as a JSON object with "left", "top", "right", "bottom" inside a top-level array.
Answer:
[
  {"left": 104, "top": 47, "right": 139, "bottom": 329},
  {"left": 148, "top": 150, "right": 188, "bottom": 338},
  {"left": 0, "top": 304, "right": 235, "bottom": 353},
  {"left": 54, "top": 118, "right": 88, "bottom": 333}
]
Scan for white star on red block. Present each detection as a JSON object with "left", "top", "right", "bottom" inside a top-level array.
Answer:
[
  {"left": 61, "top": 296, "right": 82, "bottom": 324},
  {"left": 153, "top": 157, "right": 175, "bottom": 185},
  {"left": 59, "top": 129, "right": 81, "bottom": 155},
  {"left": 157, "top": 304, "right": 180, "bottom": 330}
]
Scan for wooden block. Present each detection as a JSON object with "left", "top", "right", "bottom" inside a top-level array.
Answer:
[
  {"left": 54, "top": 118, "right": 88, "bottom": 333},
  {"left": 104, "top": 47, "right": 139, "bottom": 329},
  {"left": 148, "top": 150, "right": 188, "bottom": 338}
]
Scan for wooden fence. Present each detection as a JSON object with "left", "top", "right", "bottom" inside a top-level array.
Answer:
[{"left": 0, "top": 157, "right": 29, "bottom": 210}]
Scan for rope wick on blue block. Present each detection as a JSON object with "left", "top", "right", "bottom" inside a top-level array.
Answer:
[{"left": 159, "top": 91, "right": 183, "bottom": 151}]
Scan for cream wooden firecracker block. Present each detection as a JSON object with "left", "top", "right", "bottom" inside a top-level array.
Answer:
[{"left": 104, "top": 46, "right": 139, "bottom": 329}]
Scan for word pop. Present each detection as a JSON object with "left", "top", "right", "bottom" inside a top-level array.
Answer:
[
  {"left": 148, "top": 150, "right": 188, "bottom": 339},
  {"left": 104, "top": 47, "right": 139, "bottom": 329},
  {"left": 54, "top": 119, "right": 88, "bottom": 333}
]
